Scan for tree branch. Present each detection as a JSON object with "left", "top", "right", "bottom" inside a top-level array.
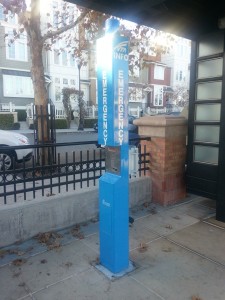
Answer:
[{"left": 42, "top": 10, "right": 89, "bottom": 42}]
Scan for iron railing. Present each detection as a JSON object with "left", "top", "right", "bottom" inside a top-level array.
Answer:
[{"left": 0, "top": 138, "right": 150, "bottom": 205}]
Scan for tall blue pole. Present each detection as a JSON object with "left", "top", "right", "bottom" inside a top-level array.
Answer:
[{"left": 97, "top": 19, "right": 129, "bottom": 274}]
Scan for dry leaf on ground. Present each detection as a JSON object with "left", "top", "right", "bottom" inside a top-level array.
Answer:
[
  {"left": 71, "top": 225, "right": 84, "bottom": 239},
  {"left": 12, "top": 258, "right": 27, "bottom": 266},
  {"left": 191, "top": 296, "right": 203, "bottom": 300},
  {"left": 162, "top": 247, "right": 172, "bottom": 252},
  {"left": 138, "top": 242, "right": 148, "bottom": 253},
  {"left": 35, "top": 231, "right": 62, "bottom": 250},
  {"left": 65, "top": 262, "right": 73, "bottom": 268},
  {"left": 165, "top": 224, "right": 173, "bottom": 229}
]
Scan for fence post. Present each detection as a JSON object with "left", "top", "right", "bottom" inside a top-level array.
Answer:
[
  {"left": 9, "top": 102, "right": 13, "bottom": 112},
  {"left": 134, "top": 115, "right": 187, "bottom": 206}
]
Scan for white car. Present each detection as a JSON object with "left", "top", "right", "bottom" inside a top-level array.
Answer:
[{"left": 0, "top": 130, "right": 33, "bottom": 170}]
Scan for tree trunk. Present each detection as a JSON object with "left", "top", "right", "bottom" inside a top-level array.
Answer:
[{"left": 27, "top": 0, "right": 51, "bottom": 165}]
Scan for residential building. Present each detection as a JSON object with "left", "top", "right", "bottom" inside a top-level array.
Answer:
[
  {"left": 43, "top": 0, "right": 90, "bottom": 111},
  {"left": 145, "top": 55, "right": 172, "bottom": 113},
  {"left": 161, "top": 37, "right": 191, "bottom": 106},
  {"left": 0, "top": 1, "right": 179, "bottom": 119},
  {"left": 0, "top": 5, "right": 33, "bottom": 110},
  {"left": 0, "top": 0, "right": 90, "bottom": 116}
]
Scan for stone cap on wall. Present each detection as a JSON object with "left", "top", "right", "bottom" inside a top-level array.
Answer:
[{"left": 133, "top": 115, "right": 187, "bottom": 138}]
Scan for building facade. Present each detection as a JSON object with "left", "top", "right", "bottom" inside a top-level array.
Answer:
[{"left": 0, "top": 7, "right": 33, "bottom": 110}]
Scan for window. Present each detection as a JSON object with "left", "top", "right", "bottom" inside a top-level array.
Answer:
[
  {"left": 52, "top": 1, "right": 59, "bottom": 27},
  {"left": 179, "top": 71, "right": 183, "bottom": 81},
  {"left": 154, "top": 65, "right": 164, "bottom": 80},
  {"left": 3, "top": 75, "right": 34, "bottom": 98},
  {"left": 62, "top": 50, "right": 67, "bottom": 66},
  {"left": 63, "top": 78, "right": 68, "bottom": 85},
  {"left": 129, "top": 87, "right": 142, "bottom": 102},
  {"left": 154, "top": 85, "right": 163, "bottom": 106},
  {"left": 55, "top": 77, "right": 60, "bottom": 84},
  {"left": 54, "top": 50, "right": 60, "bottom": 64},
  {"left": 5, "top": 28, "right": 27, "bottom": 61},
  {"left": 70, "top": 54, "right": 75, "bottom": 66},
  {"left": 176, "top": 70, "right": 185, "bottom": 81},
  {"left": 0, "top": 5, "right": 4, "bottom": 20},
  {"left": 70, "top": 79, "right": 75, "bottom": 85},
  {"left": 55, "top": 86, "right": 61, "bottom": 101}
]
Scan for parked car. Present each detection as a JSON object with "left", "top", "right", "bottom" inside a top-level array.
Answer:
[{"left": 0, "top": 130, "right": 33, "bottom": 170}]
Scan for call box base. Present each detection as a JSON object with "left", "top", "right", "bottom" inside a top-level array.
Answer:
[
  {"left": 99, "top": 172, "right": 129, "bottom": 273},
  {"left": 95, "top": 260, "right": 135, "bottom": 280}
]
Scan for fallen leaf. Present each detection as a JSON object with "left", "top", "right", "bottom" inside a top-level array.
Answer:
[
  {"left": 12, "top": 259, "right": 27, "bottom": 266},
  {"left": 90, "top": 256, "right": 100, "bottom": 266},
  {"left": 40, "top": 259, "right": 47, "bottom": 264},
  {"left": 149, "top": 207, "right": 157, "bottom": 214},
  {"left": 162, "top": 247, "right": 172, "bottom": 252},
  {"left": 71, "top": 225, "right": 84, "bottom": 239},
  {"left": 173, "top": 216, "right": 180, "bottom": 220},
  {"left": 191, "top": 296, "right": 203, "bottom": 300},
  {"left": 35, "top": 232, "right": 62, "bottom": 250},
  {"left": 138, "top": 242, "right": 148, "bottom": 253},
  {"left": 65, "top": 262, "right": 73, "bottom": 268},
  {"left": 165, "top": 224, "right": 173, "bottom": 229},
  {"left": 46, "top": 192, "right": 56, "bottom": 197},
  {"left": 18, "top": 282, "right": 25, "bottom": 287}
]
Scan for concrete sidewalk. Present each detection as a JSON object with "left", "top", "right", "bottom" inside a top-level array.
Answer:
[{"left": 1, "top": 194, "right": 225, "bottom": 300}]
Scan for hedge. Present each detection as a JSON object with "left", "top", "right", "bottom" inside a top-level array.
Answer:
[
  {"left": 29, "top": 119, "right": 68, "bottom": 130},
  {"left": 0, "top": 114, "right": 14, "bottom": 130},
  {"left": 84, "top": 118, "right": 98, "bottom": 128},
  {"left": 15, "top": 109, "right": 27, "bottom": 121},
  {"left": 11, "top": 122, "right": 20, "bottom": 130},
  {"left": 55, "top": 119, "right": 67, "bottom": 129}
]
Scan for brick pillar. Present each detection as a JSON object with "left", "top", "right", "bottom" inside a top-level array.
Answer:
[{"left": 134, "top": 115, "right": 187, "bottom": 206}]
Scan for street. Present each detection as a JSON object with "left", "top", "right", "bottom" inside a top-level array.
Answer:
[{"left": 23, "top": 131, "right": 99, "bottom": 161}]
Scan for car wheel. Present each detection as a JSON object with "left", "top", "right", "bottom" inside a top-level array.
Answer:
[{"left": 0, "top": 151, "right": 15, "bottom": 170}]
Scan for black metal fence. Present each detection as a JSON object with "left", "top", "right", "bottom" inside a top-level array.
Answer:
[{"left": 0, "top": 139, "right": 150, "bottom": 205}]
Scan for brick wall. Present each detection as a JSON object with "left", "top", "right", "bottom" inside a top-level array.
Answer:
[{"left": 135, "top": 115, "right": 187, "bottom": 206}]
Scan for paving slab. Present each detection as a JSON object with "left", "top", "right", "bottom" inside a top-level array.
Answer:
[
  {"left": 0, "top": 196, "right": 224, "bottom": 300},
  {"left": 129, "top": 221, "right": 160, "bottom": 251},
  {"left": 169, "top": 202, "right": 215, "bottom": 220},
  {"left": 0, "top": 266, "right": 29, "bottom": 300},
  {"left": 9, "top": 239, "right": 96, "bottom": 296},
  {"left": 33, "top": 268, "right": 160, "bottom": 300},
  {"left": 204, "top": 216, "right": 225, "bottom": 229},
  {"left": 81, "top": 232, "right": 99, "bottom": 253},
  {"left": 82, "top": 225, "right": 160, "bottom": 254},
  {"left": 168, "top": 221, "right": 225, "bottom": 266},
  {"left": 135, "top": 208, "right": 199, "bottom": 236},
  {"left": 130, "top": 238, "right": 225, "bottom": 300}
]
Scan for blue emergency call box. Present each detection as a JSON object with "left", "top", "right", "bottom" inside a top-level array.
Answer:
[{"left": 97, "top": 19, "right": 130, "bottom": 274}]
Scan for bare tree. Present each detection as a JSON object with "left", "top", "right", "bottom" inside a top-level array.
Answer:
[
  {"left": 0, "top": 0, "right": 175, "bottom": 163},
  {"left": 0, "top": 0, "right": 106, "bottom": 163}
]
